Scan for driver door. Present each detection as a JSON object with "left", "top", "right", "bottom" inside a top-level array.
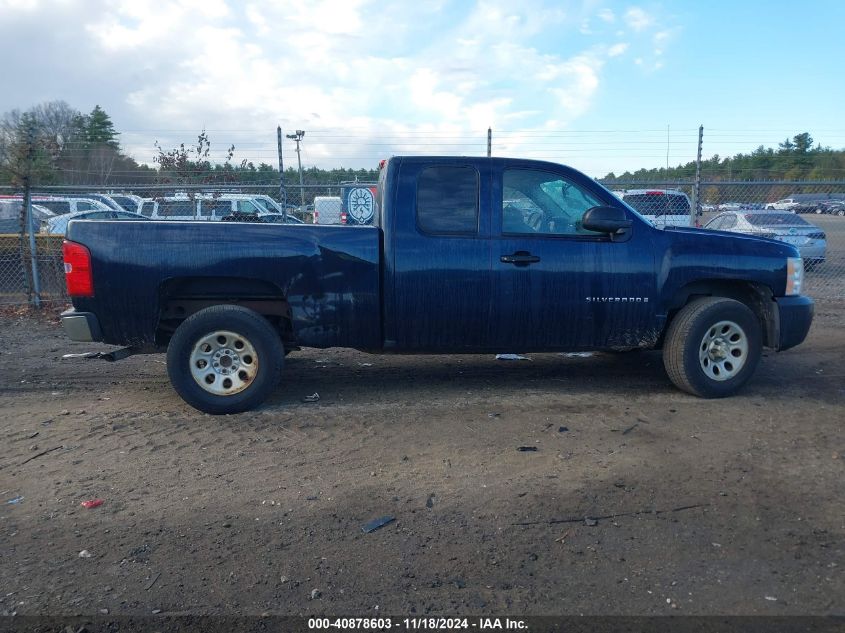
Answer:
[{"left": 491, "top": 166, "right": 656, "bottom": 351}]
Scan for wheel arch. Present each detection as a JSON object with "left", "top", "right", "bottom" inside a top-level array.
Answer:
[
  {"left": 662, "top": 279, "right": 778, "bottom": 349},
  {"left": 155, "top": 276, "right": 294, "bottom": 348}
]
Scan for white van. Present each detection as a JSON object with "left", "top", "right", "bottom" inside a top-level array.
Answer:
[{"left": 313, "top": 196, "right": 344, "bottom": 225}]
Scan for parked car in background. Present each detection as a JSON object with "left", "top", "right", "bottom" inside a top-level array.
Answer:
[
  {"left": 765, "top": 198, "right": 800, "bottom": 212},
  {"left": 814, "top": 200, "right": 845, "bottom": 216},
  {"left": 0, "top": 200, "right": 56, "bottom": 233},
  {"left": 704, "top": 211, "right": 826, "bottom": 266},
  {"left": 767, "top": 193, "right": 845, "bottom": 213},
  {"left": 137, "top": 194, "right": 271, "bottom": 221},
  {"left": 313, "top": 196, "right": 344, "bottom": 224},
  {"left": 620, "top": 189, "right": 692, "bottom": 227},
  {"left": 44, "top": 209, "right": 149, "bottom": 235},
  {"left": 22, "top": 196, "right": 113, "bottom": 216}
]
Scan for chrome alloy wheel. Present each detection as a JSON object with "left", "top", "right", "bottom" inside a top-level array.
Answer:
[
  {"left": 189, "top": 330, "right": 258, "bottom": 396},
  {"left": 698, "top": 320, "right": 748, "bottom": 381}
]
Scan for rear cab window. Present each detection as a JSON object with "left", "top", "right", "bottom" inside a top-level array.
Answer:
[{"left": 416, "top": 166, "right": 479, "bottom": 235}]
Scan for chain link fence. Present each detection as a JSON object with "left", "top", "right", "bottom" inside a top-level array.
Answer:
[{"left": 1, "top": 180, "right": 843, "bottom": 306}]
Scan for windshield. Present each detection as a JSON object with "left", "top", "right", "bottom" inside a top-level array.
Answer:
[
  {"left": 251, "top": 197, "right": 274, "bottom": 212},
  {"left": 745, "top": 213, "right": 810, "bottom": 226}
]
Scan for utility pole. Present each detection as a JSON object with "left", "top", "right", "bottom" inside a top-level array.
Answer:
[
  {"left": 277, "top": 126, "right": 286, "bottom": 220},
  {"left": 23, "top": 121, "right": 41, "bottom": 308},
  {"left": 692, "top": 125, "right": 704, "bottom": 227},
  {"left": 487, "top": 127, "right": 492, "bottom": 157},
  {"left": 286, "top": 130, "right": 305, "bottom": 207}
]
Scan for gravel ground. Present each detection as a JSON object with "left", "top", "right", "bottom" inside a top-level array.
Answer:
[{"left": 0, "top": 303, "right": 843, "bottom": 617}]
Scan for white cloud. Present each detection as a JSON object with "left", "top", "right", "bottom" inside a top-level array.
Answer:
[
  {"left": 598, "top": 8, "right": 615, "bottom": 23},
  {"left": 0, "top": 0, "right": 679, "bottom": 168},
  {"left": 624, "top": 6, "right": 653, "bottom": 32},
  {"left": 607, "top": 42, "right": 629, "bottom": 57}
]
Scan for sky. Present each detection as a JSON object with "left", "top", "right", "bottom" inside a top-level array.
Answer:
[{"left": 1, "top": 0, "right": 844, "bottom": 176}]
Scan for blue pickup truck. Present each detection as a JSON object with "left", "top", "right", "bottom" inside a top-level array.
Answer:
[{"left": 60, "top": 156, "right": 813, "bottom": 414}]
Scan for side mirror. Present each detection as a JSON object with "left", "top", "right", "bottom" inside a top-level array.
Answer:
[{"left": 582, "top": 205, "right": 633, "bottom": 235}]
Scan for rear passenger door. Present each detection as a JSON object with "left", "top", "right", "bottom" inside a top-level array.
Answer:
[{"left": 387, "top": 160, "right": 493, "bottom": 351}]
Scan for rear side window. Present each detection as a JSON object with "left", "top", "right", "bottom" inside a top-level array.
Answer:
[
  {"left": 200, "top": 198, "right": 231, "bottom": 217},
  {"left": 38, "top": 201, "right": 71, "bottom": 214},
  {"left": 746, "top": 213, "right": 809, "bottom": 226},
  {"left": 159, "top": 200, "right": 196, "bottom": 218},
  {"left": 417, "top": 166, "right": 479, "bottom": 234},
  {"left": 77, "top": 201, "right": 100, "bottom": 211}
]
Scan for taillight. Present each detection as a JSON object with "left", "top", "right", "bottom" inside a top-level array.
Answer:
[
  {"left": 341, "top": 212, "right": 348, "bottom": 224},
  {"left": 62, "top": 240, "right": 94, "bottom": 297}
]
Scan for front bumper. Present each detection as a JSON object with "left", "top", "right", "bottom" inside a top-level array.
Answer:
[
  {"left": 61, "top": 309, "right": 103, "bottom": 342},
  {"left": 775, "top": 295, "right": 814, "bottom": 351}
]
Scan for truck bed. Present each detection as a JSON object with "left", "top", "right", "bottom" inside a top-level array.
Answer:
[{"left": 66, "top": 220, "right": 382, "bottom": 349}]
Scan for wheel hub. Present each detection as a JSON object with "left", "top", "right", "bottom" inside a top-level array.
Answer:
[
  {"left": 189, "top": 330, "right": 258, "bottom": 396},
  {"left": 212, "top": 349, "right": 240, "bottom": 374},
  {"left": 698, "top": 320, "right": 748, "bottom": 381},
  {"left": 707, "top": 338, "right": 728, "bottom": 361}
]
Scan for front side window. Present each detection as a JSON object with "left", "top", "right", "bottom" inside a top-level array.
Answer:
[
  {"left": 140, "top": 201, "right": 154, "bottom": 217},
  {"left": 236, "top": 200, "right": 259, "bottom": 213},
  {"left": 417, "top": 166, "right": 479, "bottom": 234},
  {"left": 502, "top": 169, "right": 603, "bottom": 236},
  {"left": 77, "top": 201, "right": 100, "bottom": 211}
]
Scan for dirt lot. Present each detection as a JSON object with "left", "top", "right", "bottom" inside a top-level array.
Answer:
[{"left": 0, "top": 304, "right": 843, "bottom": 617}]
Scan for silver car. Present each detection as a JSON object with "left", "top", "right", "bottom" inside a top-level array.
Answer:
[
  {"left": 704, "top": 211, "right": 826, "bottom": 266},
  {"left": 43, "top": 209, "right": 149, "bottom": 235}
]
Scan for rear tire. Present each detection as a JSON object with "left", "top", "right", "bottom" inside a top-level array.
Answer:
[
  {"left": 663, "top": 297, "right": 761, "bottom": 398},
  {"left": 167, "top": 305, "right": 284, "bottom": 414}
]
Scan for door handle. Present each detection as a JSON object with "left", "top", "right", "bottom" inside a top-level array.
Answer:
[{"left": 500, "top": 252, "right": 541, "bottom": 265}]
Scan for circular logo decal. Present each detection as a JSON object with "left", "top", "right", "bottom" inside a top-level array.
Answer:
[
  {"left": 788, "top": 228, "right": 797, "bottom": 235},
  {"left": 348, "top": 188, "right": 375, "bottom": 223}
]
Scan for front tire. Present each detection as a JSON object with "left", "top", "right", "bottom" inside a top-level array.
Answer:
[
  {"left": 167, "top": 305, "right": 284, "bottom": 414},
  {"left": 663, "top": 297, "right": 761, "bottom": 398}
]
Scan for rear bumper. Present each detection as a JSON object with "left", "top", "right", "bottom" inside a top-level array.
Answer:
[
  {"left": 61, "top": 309, "right": 103, "bottom": 342},
  {"left": 775, "top": 295, "right": 813, "bottom": 351}
]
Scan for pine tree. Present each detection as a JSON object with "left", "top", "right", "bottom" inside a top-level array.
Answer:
[{"left": 85, "top": 105, "right": 119, "bottom": 150}]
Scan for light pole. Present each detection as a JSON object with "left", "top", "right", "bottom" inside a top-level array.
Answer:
[{"left": 286, "top": 130, "right": 305, "bottom": 208}]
